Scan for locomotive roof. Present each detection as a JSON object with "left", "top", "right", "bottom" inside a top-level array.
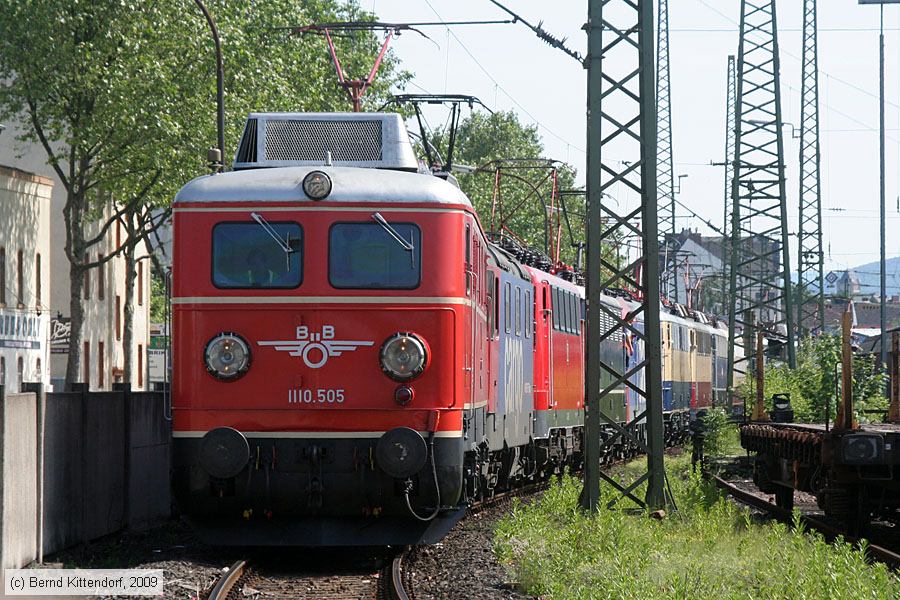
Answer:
[{"left": 174, "top": 166, "right": 473, "bottom": 207}]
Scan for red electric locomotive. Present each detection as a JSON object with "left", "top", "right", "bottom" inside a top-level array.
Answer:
[
  {"left": 171, "top": 112, "right": 731, "bottom": 546},
  {"left": 172, "top": 113, "right": 495, "bottom": 544}
]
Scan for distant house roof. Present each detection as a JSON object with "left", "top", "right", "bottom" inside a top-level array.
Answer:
[{"left": 0, "top": 164, "right": 53, "bottom": 187}]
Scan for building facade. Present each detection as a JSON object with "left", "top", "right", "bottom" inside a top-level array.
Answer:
[
  {"left": 0, "top": 165, "right": 52, "bottom": 391},
  {"left": 0, "top": 128, "right": 151, "bottom": 392}
]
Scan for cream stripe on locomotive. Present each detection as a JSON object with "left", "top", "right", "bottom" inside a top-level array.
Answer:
[
  {"left": 172, "top": 430, "right": 464, "bottom": 439},
  {"left": 172, "top": 295, "right": 490, "bottom": 322}
]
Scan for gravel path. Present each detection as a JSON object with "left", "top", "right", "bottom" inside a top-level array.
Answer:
[
  {"left": 44, "top": 510, "right": 533, "bottom": 600},
  {"left": 44, "top": 519, "right": 236, "bottom": 599},
  {"left": 404, "top": 499, "right": 535, "bottom": 600}
]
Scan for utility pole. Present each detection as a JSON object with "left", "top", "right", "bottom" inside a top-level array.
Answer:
[
  {"left": 584, "top": 0, "right": 667, "bottom": 511},
  {"left": 727, "top": 0, "right": 797, "bottom": 398},
  {"left": 797, "top": 0, "right": 825, "bottom": 337},
  {"left": 880, "top": 6, "right": 887, "bottom": 371},
  {"left": 859, "top": 0, "right": 894, "bottom": 378},
  {"left": 657, "top": 0, "right": 677, "bottom": 301}
]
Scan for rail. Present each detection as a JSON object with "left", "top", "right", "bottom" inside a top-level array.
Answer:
[
  {"left": 207, "top": 559, "right": 247, "bottom": 600},
  {"left": 711, "top": 474, "right": 900, "bottom": 570},
  {"left": 389, "top": 550, "right": 411, "bottom": 600}
]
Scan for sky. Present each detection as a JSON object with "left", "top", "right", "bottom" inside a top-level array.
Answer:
[{"left": 369, "top": 0, "right": 900, "bottom": 277}]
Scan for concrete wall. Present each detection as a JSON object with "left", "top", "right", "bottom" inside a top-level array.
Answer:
[
  {"left": 0, "top": 390, "right": 38, "bottom": 569},
  {"left": 0, "top": 385, "right": 170, "bottom": 568}
]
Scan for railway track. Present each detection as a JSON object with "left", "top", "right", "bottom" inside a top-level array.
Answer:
[
  {"left": 204, "top": 447, "right": 687, "bottom": 599},
  {"left": 205, "top": 549, "right": 412, "bottom": 599},
  {"left": 711, "top": 474, "right": 900, "bottom": 570}
]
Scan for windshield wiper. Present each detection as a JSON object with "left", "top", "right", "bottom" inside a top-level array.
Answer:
[
  {"left": 251, "top": 212, "right": 293, "bottom": 254},
  {"left": 372, "top": 212, "right": 414, "bottom": 252}
]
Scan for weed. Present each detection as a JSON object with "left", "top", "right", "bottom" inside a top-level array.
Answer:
[{"left": 493, "top": 454, "right": 898, "bottom": 599}]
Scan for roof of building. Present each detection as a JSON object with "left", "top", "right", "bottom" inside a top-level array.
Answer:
[
  {"left": 0, "top": 164, "right": 53, "bottom": 187},
  {"left": 174, "top": 166, "right": 472, "bottom": 207}
]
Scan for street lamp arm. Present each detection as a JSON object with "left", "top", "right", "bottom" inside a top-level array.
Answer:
[{"left": 194, "top": 0, "right": 225, "bottom": 171}]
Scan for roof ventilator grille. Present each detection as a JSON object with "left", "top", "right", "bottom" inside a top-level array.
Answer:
[
  {"left": 235, "top": 118, "right": 257, "bottom": 163},
  {"left": 264, "top": 119, "right": 382, "bottom": 162}
]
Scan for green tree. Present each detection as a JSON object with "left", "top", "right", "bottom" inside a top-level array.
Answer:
[
  {"left": 430, "top": 111, "right": 586, "bottom": 266},
  {"left": 0, "top": 0, "right": 406, "bottom": 387},
  {"left": 737, "top": 334, "right": 888, "bottom": 423}
]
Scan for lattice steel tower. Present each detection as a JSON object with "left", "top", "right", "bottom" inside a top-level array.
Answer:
[
  {"left": 583, "top": 0, "right": 667, "bottom": 511},
  {"left": 721, "top": 55, "right": 737, "bottom": 317},
  {"left": 727, "top": 0, "right": 797, "bottom": 395},
  {"left": 657, "top": 0, "right": 676, "bottom": 300},
  {"left": 796, "top": 0, "right": 825, "bottom": 336}
]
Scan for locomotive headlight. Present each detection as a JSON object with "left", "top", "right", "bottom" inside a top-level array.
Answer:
[
  {"left": 302, "top": 170, "right": 332, "bottom": 200},
  {"left": 205, "top": 333, "right": 251, "bottom": 380},
  {"left": 380, "top": 332, "right": 427, "bottom": 382}
]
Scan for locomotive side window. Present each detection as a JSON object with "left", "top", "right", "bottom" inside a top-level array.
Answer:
[
  {"left": 551, "top": 287, "right": 560, "bottom": 330},
  {"left": 493, "top": 274, "right": 500, "bottom": 338},
  {"left": 504, "top": 281, "right": 511, "bottom": 333},
  {"left": 486, "top": 271, "right": 496, "bottom": 339},
  {"left": 329, "top": 223, "right": 421, "bottom": 289},
  {"left": 525, "top": 290, "right": 531, "bottom": 338},
  {"left": 515, "top": 286, "right": 522, "bottom": 336},
  {"left": 212, "top": 222, "right": 302, "bottom": 289},
  {"left": 570, "top": 293, "right": 579, "bottom": 334}
]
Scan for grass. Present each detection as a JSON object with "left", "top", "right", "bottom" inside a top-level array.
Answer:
[{"left": 493, "top": 453, "right": 899, "bottom": 599}]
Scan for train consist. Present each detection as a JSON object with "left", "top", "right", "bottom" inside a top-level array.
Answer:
[{"left": 171, "top": 112, "right": 741, "bottom": 545}]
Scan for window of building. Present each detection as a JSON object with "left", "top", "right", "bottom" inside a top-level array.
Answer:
[
  {"left": 16, "top": 249, "right": 23, "bottom": 307},
  {"left": 98, "top": 341, "right": 105, "bottom": 388},
  {"left": 16, "top": 356, "right": 23, "bottom": 392},
  {"left": 328, "top": 223, "right": 419, "bottom": 290},
  {"left": 213, "top": 221, "right": 303, "bottom": 289},
  {"left": 115, "top": 296, "right": 121, "bottom": 341},
  {"left": 0, "top": 247, "right": 5, "bottom": 306},
  {"left": 83, "top": 341, "right": 90, "bottom": 389},
  {"left": 97, "top": 256, "right": 104, "bottom": 301},
  {"left": 138, "top": 344, "right": 143, "bottom": 388},
  {"left": 35, "top": 253, "right": 41, "bottom": 311},
  {"left": 137, "top": 261, "right": 143, "bottom": 306}
]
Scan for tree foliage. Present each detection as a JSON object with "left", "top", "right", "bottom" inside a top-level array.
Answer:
[
  {"left": 430, "top": 111, "right": 585, "bottom": 266},
  {"left": 737, "top": 334, "right": 888, "bottom": 424}
]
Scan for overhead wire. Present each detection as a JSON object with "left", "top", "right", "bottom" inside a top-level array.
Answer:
[{"left": 420, "top": 0, "right": 586, "bottom": 156}]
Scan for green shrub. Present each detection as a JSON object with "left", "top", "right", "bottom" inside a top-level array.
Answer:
[
  {"left": 736, "top": 334, "right": 888, "bottom": 424},
  {"left": 700, "top": 408, "right": 739, "bottom": 456}
]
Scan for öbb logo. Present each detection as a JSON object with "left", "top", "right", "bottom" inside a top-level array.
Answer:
[{"left": 257, "top": 325, "right": 374, "bottom": 369}]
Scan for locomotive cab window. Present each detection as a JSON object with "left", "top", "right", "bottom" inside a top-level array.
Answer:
[
  {"left": 329, "top": 222, "right": 421, "bottom": 289},
  {"left": 212, "top": 222, "right": 302, "bottom": 289}
]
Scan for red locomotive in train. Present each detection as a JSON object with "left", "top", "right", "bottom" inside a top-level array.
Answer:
[{"left": 171, "top": 112, "right": 740, "bottom": 545}]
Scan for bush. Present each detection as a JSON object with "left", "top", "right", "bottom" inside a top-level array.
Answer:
[
  {"left": 736, "top": 334, "right": 888, "bottom": 424},
  {"left": 700, "top": 408, "right": 739, "bottom": 456}
]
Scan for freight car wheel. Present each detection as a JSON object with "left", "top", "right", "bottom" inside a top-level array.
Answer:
[
  {"left": 774, "top": 485, "right": 794, "bottom": 512},
  {"left": 753, "top": 456, "right": 777, "bottom": 495}
]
